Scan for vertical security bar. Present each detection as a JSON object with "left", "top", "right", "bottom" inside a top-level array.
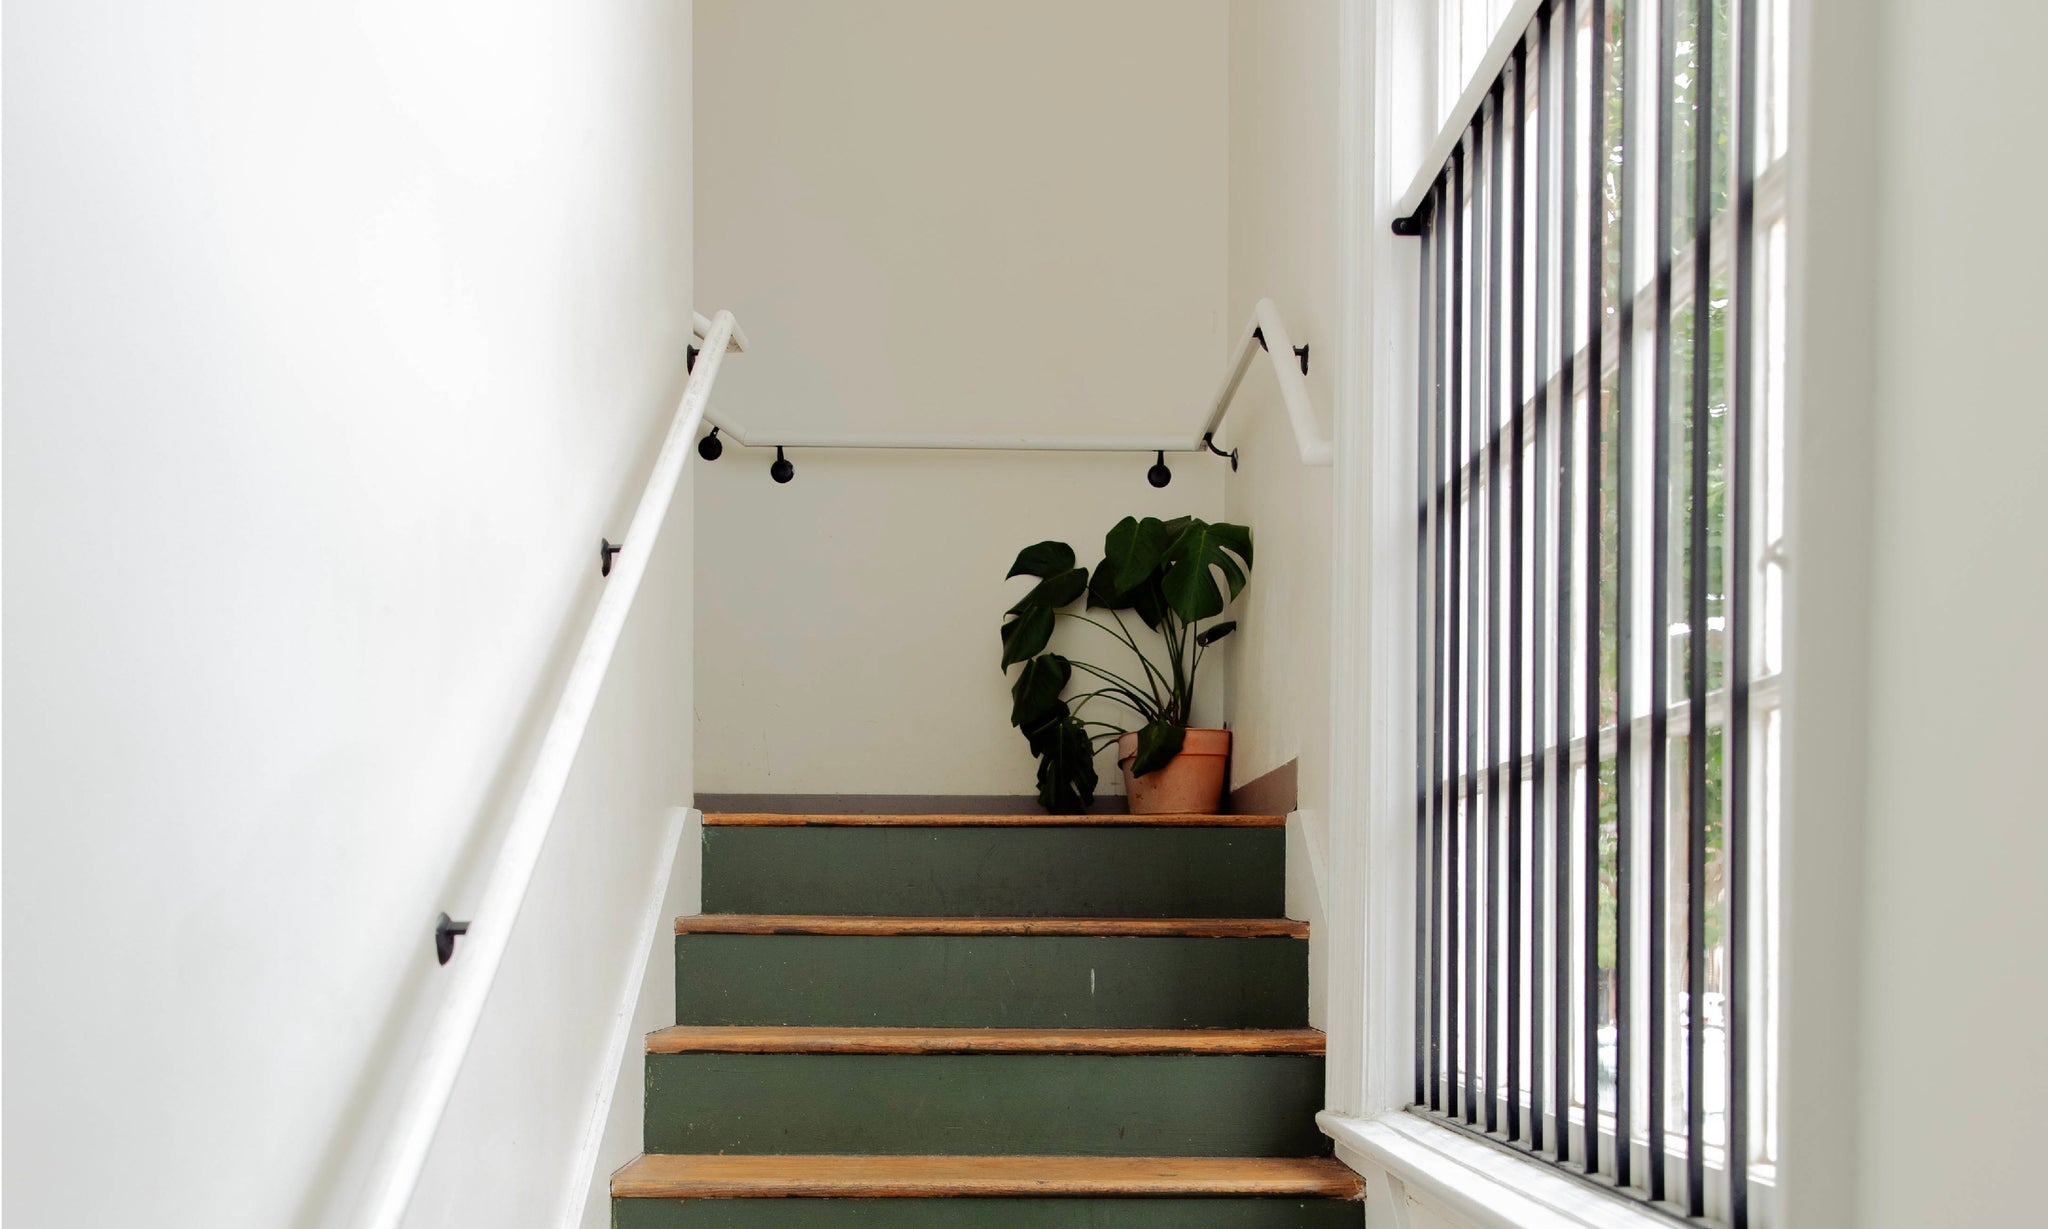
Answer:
[
  {"left": 1555, "top": 0, "right": 1581, "bottom": 1166},
  {"left": 1464, "top": 115, "right": 1485, "bottom": 1129},
  {"left": 1415, "top": 184, "right": 1436, "bottom": 1111},
  {"left": 1432, "top": 176, "right": 1453, "bottom": 1115},
  {"left": 1507, "top": 39, "right": 1529, "bottom": 1146},
  {"left": 1531, "top": 0, "right": 1556, "bottom": 1159},
  {"left": 1685, "top": 0, "right": 1716, "bottom": 1212},
  {"left": 1448, "top": 140, "right": 1469, "bottom": 1125},
  {"left": 1485, "top": 79, "right": 1507, "bottom": 1138},
  {"left": 1581, "top": 0, "right": 1608, "bottom": 1180},
  {"left": 1612, "top": 0, "right": 1641, "bottom": 1183},
  {"left": 1647, "top": 0, "right": 1677, "bottom": 1199},
  {"left": 1727, "top": 0, "right": 1759, "bottom": 1218},
  {"left": 1399, "top": 2, "right": 1769, "bottom": 1214}
]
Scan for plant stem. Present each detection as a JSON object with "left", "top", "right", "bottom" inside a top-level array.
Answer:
[
  {"left": 1162, "top": 615, "right": 1189, "bottom": 726},
  {"left": 1065, "top": 687, "right": 1155, "bottom": 723},
  {"left": 1067, "top": 661, "right": 1163, "bottom": 718},
  {"left": 1068, "top": 613, "right": 1170, "bottom": 704}
]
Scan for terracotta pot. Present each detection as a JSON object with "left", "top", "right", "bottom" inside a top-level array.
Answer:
[{"left": 1116, "top": 727, "right": 1232, "bottom": 815}]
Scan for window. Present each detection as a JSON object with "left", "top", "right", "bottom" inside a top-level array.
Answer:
[{"left": 1405, "top": 0, "right": 1790, "bottom": 1223}]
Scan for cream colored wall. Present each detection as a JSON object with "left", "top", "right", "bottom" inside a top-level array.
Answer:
[
  {"left": 693, "top": 0, "right": 1231, "bottom": 799},
  {"left": 1223, "top": 0, "right": 1341, "bottom": 824},
  {"left": 1223, "top": 0, "right": 1344, "bottom": 1026},
  {"left": 1834, "top": 1, "right": 2048, "bottom": 1224}
]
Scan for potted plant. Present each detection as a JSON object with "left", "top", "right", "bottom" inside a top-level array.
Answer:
[{"left": 1000, "top": 515, "right": 1253, "bottom": 814}]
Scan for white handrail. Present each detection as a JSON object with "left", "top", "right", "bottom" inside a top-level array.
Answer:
[
  {"left": 1200, "top": 298, "right": 1333, "bottom": 467},
  {"left": 350, "top": 309, "right": 743, "bottom": 1229},
  {"left": 700, "top": 298, "right": 1330, "bottom": 466}
]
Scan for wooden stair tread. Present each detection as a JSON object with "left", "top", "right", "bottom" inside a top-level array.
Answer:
[
  {"left": 646, "top": 1025, "right": 1326, "bottom": 1055},
  {"left": 674, "top": 914, "right": 1309, "bottom": 938},
  {"left": 705, "top": 812, "right": 1286, "bottom": 828},
  {"left": 610, "top": 1154, "right": 1364, "bottom": 1200}
]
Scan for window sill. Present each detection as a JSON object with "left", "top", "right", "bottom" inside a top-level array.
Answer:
[{"left": 1317, "top": 1111, "right": 1679, "bottom": 1229}]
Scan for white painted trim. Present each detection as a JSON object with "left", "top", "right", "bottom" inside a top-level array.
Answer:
[
  {"left": 347, "top": 312, "right": 741, "bottom": 1229},
  {"left": 1328, "top": 0, "right": 1429, "bottom": 1126},
  {"left": 1320, "top": 0, "right": 1378, "bottom": 1118},
  {"left": 1772, "top": 1, "right": 1867, "bottom": 1223},
  {"left": 701, "top": 299, "right": 1331, "bottom": 464},
  {"left": 1357, "top": 0, "right": 1431, "bottom": 1122},
  {"left": 1321, "top": 1112, "right": 1678, "bottom": 1229},
  {"left": 552, "top": 807, "right": 696, "bottom": 1229},
  {"left": 1287, "top": 808, "right": 1329, "bottom": 918}
]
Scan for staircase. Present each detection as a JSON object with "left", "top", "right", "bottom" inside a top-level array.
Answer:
[{"left": 609, "top": 810, "right": 1364, "bottom": 1227}]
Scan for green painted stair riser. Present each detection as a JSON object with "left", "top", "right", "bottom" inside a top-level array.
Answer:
[
  {"left": 702, "top": 826, "right": 1285, "bottom": 918},
  {"left": 643, "top": 1052, "right": 1328, "bottom": 1157},
  {"left": 675, "top": 934, "right": 1310, "bottom": 1029},
  {"left": 613, "top": 1198, "right": 1363, "bottom": 1229}
]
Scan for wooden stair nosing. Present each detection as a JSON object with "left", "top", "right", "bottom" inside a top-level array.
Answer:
[
  {"left": 705, "top": 812, "right": 1287, "bottom": 828},
  {"left": 610, "top": 1154, "right": 1365, "bottom": 1200},
  {"left": 645, "top": 1025, "right": 1327, "bottom": 1056},
  {"left": 673, "top": 914, "right": 1309, "bottom": 939}
]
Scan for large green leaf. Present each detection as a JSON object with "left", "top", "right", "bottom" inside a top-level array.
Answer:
[
  {"left": 1159, "top": 521, "right": 1254, "bottom": 623},
  {"left": 1127, "top": 579, "right": 1168, "bottom": 630},
  {"left": 1007, "top": 540, "right": 1076, "bottom": 579},
  {"left": 1104, "top": 516, "right": 1174, "bottom": 592},
  {"left": 1129, "top": 719, "right": 1186, "bottom": 778},
  {"left": 1085, "top": 562, "right": 1128, "bottom": 610},
  {"left": 1007, "top": 566, "right": 1088, "bottom": 614},
  {"left": 999, "top": 605, "right": 1055, "bottom": 668},
  {"left": 1009, "top": 653, "right": 1071, "bottom": 728},
  {"left": 1030, "top": 715, "right": 1098, "bottom": 814}
]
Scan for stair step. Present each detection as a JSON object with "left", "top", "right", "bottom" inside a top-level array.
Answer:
[
  {"left": 646, "top": 1026, "right": 1325, "bottom": 1054},
  {"left": 613, "top": 1196, "right": 1363, "bottom": 1229},
  {"left": 703, "top": 823, "right": 1284, "bottom": 917},
  {"left": 675, "top": 927, "right": 1308, "bottom": 1028},
  {"left": 675, "top": 915, "right": 1307, "bottom": 937},
  {"left": 705, "top": 813, "right": 1286, "bottom": 826},
  {"left": 611, "top": 1155, "right": 1365, "bottom": 1199},
  {"left": 641, "top": 1037, "right": 1328, "bottom": 1155}
]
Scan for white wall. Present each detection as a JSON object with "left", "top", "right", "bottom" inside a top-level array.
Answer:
[
  {"left": 692, "top": 0, "right": 1230, "bottom": 800},
  {"left": 2, "top": 4, "right": 699, "bottom": 1227},
  {"left": 1798, "top": 1, "right": 2048, "bottom": 1225}
]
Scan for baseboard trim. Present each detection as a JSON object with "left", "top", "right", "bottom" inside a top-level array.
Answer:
[{"left": 554, "top": 805, "right": 695, "bottom": 1228}]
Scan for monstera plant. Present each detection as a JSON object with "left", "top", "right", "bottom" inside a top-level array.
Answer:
[{"left": 1000, "top": 515, "right": 1253, "bottom": 813}]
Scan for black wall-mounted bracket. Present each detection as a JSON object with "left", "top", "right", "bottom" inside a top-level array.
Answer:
[
  {"left": 600, "top": 538, "right": 622, "bottom": 577},
  {"left": 435, "top": 913, "right": 470, "bottom": 966},
  {"left": 770, "top": 446, "right": 795, "bottom": 484},
  {"left": 1391, "top": 212, "right": 1426, "bottom": 237},
  {"left": 697, "top": 427, "right": 723, "bottom": 461},
  {"left": 1147, "top": 451, "right": 1173, "bottom": 488},
  {"left": 1202, "top": 432, "right": 1240, "bottom": 472},
  {"left": 686, "top": 344, "right": 700, "bottom": 372},
  {"left": 1252, "top": 326, "right": 1267, "bottom": 351},
  {"left": 1293, "top": 344, "right": 1310, "bottom": 375}
]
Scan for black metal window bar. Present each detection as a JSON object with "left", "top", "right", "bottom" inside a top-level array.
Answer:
[{"left": 1406, "top": 0, "right": 1784, "bottom": 1221}]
